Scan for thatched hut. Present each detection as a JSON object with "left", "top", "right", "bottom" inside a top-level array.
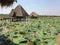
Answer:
[
  {"left": 30, "top": 12, "right": 39, "bottom": 18},
  {"left": 9, "top": 5, "right": 29, "bottom": 21}
]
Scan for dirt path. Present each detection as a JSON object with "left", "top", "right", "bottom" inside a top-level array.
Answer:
[{"left": 56, "top": 33, "right": 60, "bottom": 45}]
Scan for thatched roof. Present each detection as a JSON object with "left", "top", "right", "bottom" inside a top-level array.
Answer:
[
  {"left": 30, "top": 12, "right": 39, "bottom": 17},
  {"left": 9, "top": 5, "right": 29, "bottom": 17},
  {"left": 0, "top": 0, "right": 17, "bottom": 7},
  {"left": 9, "top": 9, "right": 15, "bottom": 16}
]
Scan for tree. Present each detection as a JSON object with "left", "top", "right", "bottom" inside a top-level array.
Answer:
[{"left": 0, "top": 0, "right": 17, "bottom": 7}]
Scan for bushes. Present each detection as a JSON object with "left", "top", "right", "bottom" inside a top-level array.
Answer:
[{"left": 0, "top": 17, "right": 60, "bottom": 45}]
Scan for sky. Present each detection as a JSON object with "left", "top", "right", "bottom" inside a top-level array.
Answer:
[{"left": 0, "top": 0, "right": 60, "bottom": 15}]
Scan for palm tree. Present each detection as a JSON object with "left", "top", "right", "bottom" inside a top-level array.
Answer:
[{"left": 0, "top": 0, "right": 17, "bottom": 7}]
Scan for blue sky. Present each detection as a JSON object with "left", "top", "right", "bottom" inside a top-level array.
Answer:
[{"left": 0, "top": 0, "right": 60, "bottom": 15}]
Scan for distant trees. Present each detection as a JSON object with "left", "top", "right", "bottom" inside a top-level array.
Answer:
[{"left": 0, "top": 0, "right": 17, "bottom": 7}]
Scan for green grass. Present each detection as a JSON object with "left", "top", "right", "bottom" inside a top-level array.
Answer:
[{"left": 0, "top": 14, "right": 12, "bottom": 19}]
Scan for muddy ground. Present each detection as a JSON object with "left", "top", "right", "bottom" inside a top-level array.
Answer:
[{"left": 56, "top": 33, "right": 60, "bottom": 45}]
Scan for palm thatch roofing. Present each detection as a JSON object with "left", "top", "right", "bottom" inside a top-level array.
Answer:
[
  {"left": 9, "top": 9, "right": 15, "bottom": 16},
  {"left": 0, "top": 0, "right": 17, "bottom": 7},
  {"left": 30, "top": 12, "right": 39, "bottom": 17},
  {"left": 9, "top": 5, "right": 29, "bottom": 18}
]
